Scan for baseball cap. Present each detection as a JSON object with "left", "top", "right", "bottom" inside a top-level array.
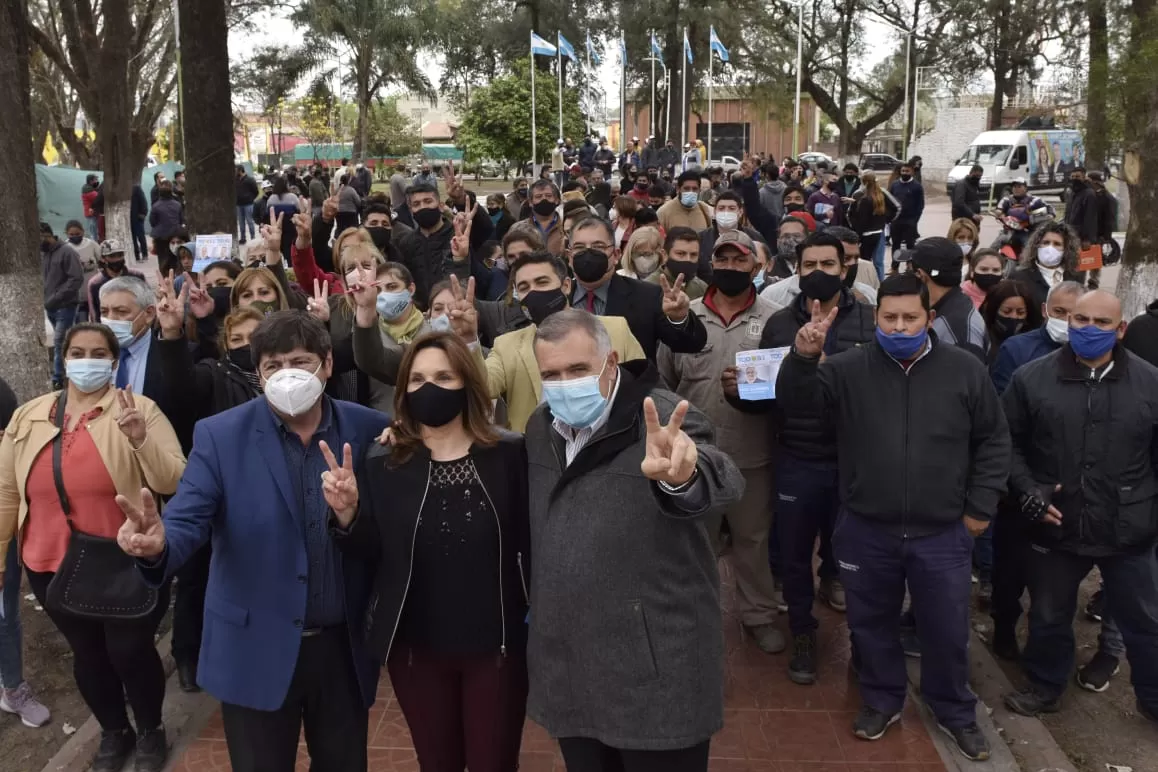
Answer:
[
  {"left": 713, "top": 230, "right": 754, "bottom": 256},
  {"left": 1011, "top": 177, "right": 1028, "bottom": 186},
  {"left": 787, "top": 211, "right": 817, "bottom": 233},
  {"left": 1087, "top": 170, "right": 1105, "bottom": 183},
  {"left": 909, "top": 237, "right": 962, "bottom": 277},
  {"left": 100, "top": 239, "right": 126, "bottom": 257}
]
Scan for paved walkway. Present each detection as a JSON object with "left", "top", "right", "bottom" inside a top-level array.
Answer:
[{"left": 168, "top": 564, "right": 947, "bottom": 772}]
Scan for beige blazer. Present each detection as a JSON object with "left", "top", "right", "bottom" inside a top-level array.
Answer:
[
  {"left": 0, "top": 389, "right": 186, "bottom": 572},
  {"left": 475, "top": 315, "right": 646, "bottom": 432}
]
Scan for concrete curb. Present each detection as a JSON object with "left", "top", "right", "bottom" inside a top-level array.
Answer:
[{"left": 37, "top": 632, "right": 218, "bottom": 772}]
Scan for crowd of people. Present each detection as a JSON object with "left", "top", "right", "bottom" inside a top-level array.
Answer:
[{"left": 4, "top": 146, "right": 1155, "bottom": 772}]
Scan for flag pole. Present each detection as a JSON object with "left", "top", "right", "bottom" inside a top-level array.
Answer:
[
  {"left": 650, "top": 31, "right": 656, "bottom": 138},
  {"left": 620, "top": 35, "right": 626, "bottom": 155},
  {"left": 531, "top": 51, "right": 537, "bottom": 176},
  {"left": 585, "top": 36, "right": 592, "bottom": 137},
  {"left": 665, "top": 61, "right": 672, "bottom": 143},
  {"left": 681, "top": 28, "right": 688, "bottom": 151},
  {"left": 557, "top": 35, "right": 564, "bottom": 146},
  {"left": 708, "top": 45, "right": 714, "bottom": 163}
]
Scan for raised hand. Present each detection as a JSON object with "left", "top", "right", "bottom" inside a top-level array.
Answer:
[
  {"left": 794, "top": 299, "right": 838, "bottom": 358},
  {"left": 640, "top": 397, "right": 698, "bottom": 486},
  {"left": 156, "top": 279, "right": 188, "bottom": 339},
  {"left": 155, "top": 269, "right": 176, "bottom": 303},
  {"left": 319, "top": 440, "right": 358, "bottom": 526},
  {"left": 307, "top": 279, "right": 332, "bottom": 323},
  {"left": 187, "top": 277, "right": 215, "bottom": 319},
  {"left": 322, "top": 192, "right": 339, "bottom": 223},
  {"left": 261, "top": 210, "right": 284, "bottom": 253},
  {"left": 115, "top": 386, "right": 147, "bottom": 448},
  {"left": 293, "top": 200, "right": 313, "bottom": 248},
  {"left": 659, "top": 273, "right": 690, "bottom": 322},
  {"left": 450, "top": 201, "right": 476, "bottom": 261},
  {"left": 444, "top": 160, "right": 464, "bottom": 203},
  {"left": 116, "top": 487, "right": 166, "bottom": 558},
  {"left": 446, "top": 275, "right": 478, "bottom": 342}
]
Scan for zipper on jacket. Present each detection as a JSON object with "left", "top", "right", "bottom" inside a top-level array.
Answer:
[
  {"left": 516, "top": 551, "right": 530, "bottom": 605},
  {"left": 478, "top": 475, "right": 507, "bottom": 657},
  {"left": 386, "top": 461, "right": 432, "bottom": 661},
  {"left": 902, "top": 373, "right": 910, "bottom": 538}
]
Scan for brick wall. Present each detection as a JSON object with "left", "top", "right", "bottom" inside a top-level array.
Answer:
[{"left": 908, "top": 108, "right": 989, "bottom": 184}]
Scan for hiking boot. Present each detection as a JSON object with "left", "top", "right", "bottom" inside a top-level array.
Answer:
[
  {"left": 1076, "top": 650, "right": 1120, "bottom": 692},
  {"left": 1004, "top": 685, "right": 1061, "bottom": 717},
  {"left": 818, "top": 577, "right": 847, "bottom": 612},
  {"left": 1085, "top": 589, "right": 1104, "bottom": 622},
  {"left": 0, "top": 682, "right": 50, "bottom": 727},
  {"left": 938, "top": 721, "right": 991, "bottom": 761},
  {"left": 991, "top": 625, "right": 1021, "bottom": 661},
  {"left": 745, "top": 622, "right": 786, "bottom": 654},
  {"left": 134, "top": 726, "right": 168, "bottom": 772},
  {"left": 852, "top": 705, "right": 901, "bottom": 740},
  {"left": 91, "top": 728, "right": 136, "bottom": 772},
  {"left": 772, "top": 579, "right": 788, "bottom": 612},
  {"left": 788, "top": 632, "right": 818, "bottom": 685},
  {"left": 900, "top": 629, "right": 922, "bottom": 658}
]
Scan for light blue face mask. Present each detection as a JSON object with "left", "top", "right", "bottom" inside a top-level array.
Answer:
[
  {"left": 541, "top": 360, "right": 610, "bottom": 429},
  {"left": 101, "top": 316, "right": 137, "bottom": 346},
  {"left": 429, "top": 314, "right": 452, "bottom": 333},
  {"left": 679, "top": 191, "right": 699, "bottom": 208},
  {"left": 376, "top": 289, "right": 412, "bottom": 321},
  {"left": 65, "top": 358, "right": 114, "bottom": 393}
]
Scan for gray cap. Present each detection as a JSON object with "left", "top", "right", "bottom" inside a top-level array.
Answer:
[{"left": 100, "top": 239, "right": 126, "bottom": 257}]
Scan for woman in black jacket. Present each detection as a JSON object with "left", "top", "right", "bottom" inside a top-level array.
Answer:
[
  {"left": 330, "top": 332, "right": 530, "bottom": 772},
  {"left": 847, "top": 171, "right": 899, "bottom": 280}
]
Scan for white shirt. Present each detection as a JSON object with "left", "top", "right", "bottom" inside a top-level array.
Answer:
[{"left": 1037, "top": 262, "right": 1065, "bottom": 287}]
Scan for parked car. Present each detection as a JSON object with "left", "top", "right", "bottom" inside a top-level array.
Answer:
[
  {"left": 859, "top": 153, "right": 903, "bottom": 172},
  {"left": 798, "top": 152, "right": 833, "bottom": 167},
  {"left": 708, "top": 156, "right": 742, "bottom": 173}
]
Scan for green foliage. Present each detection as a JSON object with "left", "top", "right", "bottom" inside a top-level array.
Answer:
[
  {"left": 363, "top": 98, "right": 423, "bottom": 158},
  {"left": 456, "top": 58, "right": 585, "bottom": 165}
]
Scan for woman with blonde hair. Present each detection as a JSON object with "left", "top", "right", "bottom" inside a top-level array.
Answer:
[
  {"left": 847, "top": 171, "right": 899, "bottom": 280},
  {"left": 947, "top": 217, "right": 981, "bottom": 261},
  {"left": 331, "top": 332, "right": 530, "bottom": 772},
  {"left": 229, "top": 267, "right": 289, "bottom": 314},
  {"left": 618, "top": 226, "right": 665, "bottom": 280}
]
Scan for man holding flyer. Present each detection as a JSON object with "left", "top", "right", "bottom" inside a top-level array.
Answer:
[
  {"left": 724, "top": 230, "right": 875, "bottom": 686},
  {"left": 657, "top": 230, "right": 788, "bottom": 655}
]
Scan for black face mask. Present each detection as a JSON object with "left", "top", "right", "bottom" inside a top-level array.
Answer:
[
  {"left": 994, "top": 315, "right": 1023, "bottom": 338},
  {"left": 1071, "top": 179, "right": 1086, "bottom": 191},
  {"left": 968, "top": 175, "right": 982, "bottom": 186},
  {"left": 711, "top": 268, "right": 753, "bottom": 297},
  {"left": 843, "top": 262, "right": 859, "bottom": 287},
  {"left": 406, "top": 382, "right": 467, "bottom": 428},
  {"left": 413, "top": 206, "right": 443, "bottom": 229},
  {"left": 40, "top": 241, "right": 52, "bottom": 253},
  {"left": 900, "top": 174, "right": 913, "bottom": 182},
  {"left": 367, "top": 226, "right": 392, "bottom": 251},
  {"left": 572, "top": 249, "right": 611, "bottom": 283},
  {"left": 520, "top": 288, "right": 569, "bottom": 325},
  {"left": 208, "top": 285, "right": 233, "bottom": 318},
  {"left": 227, "top": 346, "right": 254, "bottom": 372},
  {"left": 103, "top": 260, "right": 126, "bottom": 275},
  {"left": 844, "top": 174, "right": 857, "bottom": 181},
  {"left": 667, "top": 260, "right": 698, "bottom": 283},
  {"left": 974, "top": 273, "right": 1002, "bottom": 292},
  {"left": 532, "top": 200, "right": 557, "bottom": 217},
  {"left": 516, "top": 188, "right": 528, "bottom": 199},
  {"left": 487, "top": 207, "right": 501, "bottom": 216},
  {"left": 800, "top": 269, "right": 843, "bottom": 301},
  {"left": 785, "top": 202, "right": 805, "bottom": 213}
]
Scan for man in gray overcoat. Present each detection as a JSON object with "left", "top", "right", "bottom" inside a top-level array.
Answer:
[{"left": 525, "top": 308, "right": 745, "bottom": 772}]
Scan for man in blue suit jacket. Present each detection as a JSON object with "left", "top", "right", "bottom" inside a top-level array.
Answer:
[{"left": 116, "top": 311, "right": 390, "bottom": 772}]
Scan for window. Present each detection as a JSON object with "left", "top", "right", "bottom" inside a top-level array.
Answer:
[{"left": 957, "top": 144, "right": 1012, "bottom": 166}]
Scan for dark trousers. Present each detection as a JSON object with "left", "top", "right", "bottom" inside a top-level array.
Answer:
[
  {"left": 991, "top": 505, "right": 1029, "bottom": 631},
  {"left": 221, "top": 626, "right": 368, "bottom": 772},
  {"left": 890, "top": 221, "right": 919, "bottom": 266},
  {"left": 558, "top": 737, "right": 710, "bottom": 772},
  {"left": 130, "top": 218, "right": 148, "bottom": 260},
  {"left": 861, "top": 232, "right": 885, "bottom": 281},
  {"left": 833, "top": 512, "right": 976, "bottom": 727},
  {"left": 776, "top": 454, "right": 840, "bottom": 636},
  {"left": 387, "top": 645, "right": 528, "bottom": 772},
  {"left": 1023, "top": 544, "right": 1158, "bottom": 710},
  {"left": 26, "top": 568, "right": 169, "bottom": 732},
  {"left": 171, "top": 544, "right": 211, "bottom": 666}
]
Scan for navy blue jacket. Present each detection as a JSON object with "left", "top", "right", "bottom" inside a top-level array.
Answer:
[
  {"left": 888, "top": 180, "right": 925, "bottom": 223},
  {"left": 991, "top": 326, "right": 1061, "bottom": 395}
]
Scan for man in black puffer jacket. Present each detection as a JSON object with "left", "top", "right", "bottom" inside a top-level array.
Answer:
[
  {"left": 1001, "top": 290, "right": 1158, "bottom": 725},
  {"left": 725, "top": 231, "right": 875, "bottom": 686}
]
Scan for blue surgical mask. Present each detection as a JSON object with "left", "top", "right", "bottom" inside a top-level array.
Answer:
[
  {"left": 429, "top": 314, "right": 452, "bottom": 333},
  {"left": 680, "top": 191, "right": 699, "bottom": 208},
  {"left": 541, "top": 360, "right": 611, "bottom": 429},
  {"left": 875, "top": 326, "right": 928, "bottom": 360},
  {"left": 753, "top": 271, "right": 766, "bottom": 290},
  {"left": 101, "top": 316, "right": 138, "bottom": 346},
  {"left": 1068, "top": 323, "right": 1118, "bottom": 360},
  {"left": 65, "top": 358, "right": 114, "bottom": 393},
  {"left": 376, "top": 289, "right": 412, "bottom": 320}
]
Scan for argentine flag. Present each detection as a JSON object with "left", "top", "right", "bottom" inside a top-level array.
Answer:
[
  {"left": 587, "top": 34, "right": 601, "bottom": 65},
  {"left": 531, "top": 31, "right": 557, "bottom": 57},
  {"left": 619, "top": 33, "right": 627, "bottom": 64},
  {"left": 684, "top": 30, "right": 693, "bottom": 64},
  {"left": 558, "top": 33, "right": 578, "bottom": 63},
  {"left": 710, "top": 26, "right": 729, "bottom": 62},
  {"left": 650, "top": 32, "right": 663, "bottom": 63}
]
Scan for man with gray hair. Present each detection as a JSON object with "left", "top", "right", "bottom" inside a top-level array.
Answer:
[
  {"left": 525, "top": 307, "right": 744, "bottom": 770},
  {"left": 98, "top": 276, "right": 162, "bottom": 399}
]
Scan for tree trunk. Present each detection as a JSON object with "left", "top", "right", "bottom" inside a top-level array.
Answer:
[
  {"left": 0, "top": 0, "right": 53, "bottom": 400},
  {"left": 1084, "top": 0, "right": 1109, "bottom": 170},
  {"left": 177, "top": 0, "right": 235, "bottom": 236},
  {"left": 1114, "top": 0, "right": 1158, "bottom": 319},
  {"left": 93, "top": 0, "right": 138, "bottom": 247}
]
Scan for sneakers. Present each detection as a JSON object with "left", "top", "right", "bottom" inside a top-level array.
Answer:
[
  {"left": 772, "top": 579, "right": 788, "bottom": 612},
  {"left": 788, "top": 633, "right": 818, "bottom": 685},
  {"left": 1076, "top": 650, "right": 1120, "bottom": 692},
  {"left": 990, "top": 625, "right": 1021, "bottom": 661},
  {"left": 0, "top": 682, "right": 50, "bottom": 727},
  {"left": 818, "top": 577, "right": 847, "bottom": 612},
  {"left": 1085, "top": 589, "right": 1104, "bottom": 622},
  {"left": 135, "top": 727, "right": 168, "bottom": 772},
  {"left": 938, "top": 721, "right": 991, "bottom": 761},
  {"left": 1004, "top": 685, "right": 1061, "bottom": 716},
  {"left": 91, "top": 728, "right": 136, "bottom": 772},
  {"left": 852, "top": 705, "right": 901, "bottom": 740},
  {"left": 900, "top": 629, "right": 922, "bottom": 658},
  {"left": 745, "top": 622, "right": 786, "bottom": 654}
]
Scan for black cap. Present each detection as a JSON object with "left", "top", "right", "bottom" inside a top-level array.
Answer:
[{"left": 910, "top": 237, "right": 962, "bottom": 278}]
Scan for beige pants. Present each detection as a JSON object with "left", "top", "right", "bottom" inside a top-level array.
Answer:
[{"left": 705, "top": 465, "right": 780, "bottom": 626}]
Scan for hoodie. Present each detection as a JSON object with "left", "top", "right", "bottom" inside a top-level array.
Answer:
[
  {"left": 759, "top": 179, "right": 786, "bottom": 221},
  {"left": 1123, "top": 299, "right": 1158, "bottom": 369}
]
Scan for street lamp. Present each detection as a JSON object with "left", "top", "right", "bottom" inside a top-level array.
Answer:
[
  {"left": 878, "top": 18, "right": 916, "bottom": 161},
  {"left": 912, "top": 65, "right": 936, "bottom": 151},
  {"left": 644, "top": 56, "right": 671, "bottom": 143},
  {"left": 788, "top": 0, "right": 806, "bottom": 158}
]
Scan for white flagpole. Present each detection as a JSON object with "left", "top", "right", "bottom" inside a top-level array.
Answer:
[
  {"left": 557, "top": 38, "right": 564, "bottom": 146},
  {"left": 585, "top": 38, "right": 592, "bottom": 137},
  {"left": 681, "top": 28, "right": 688, "bottom": 151},
  {"left": 708, "top": 46, "right": 714, "bottom": 163},
  {"left": 531, "top": 55, "right": 537, "bottom": 176},
  {"left": 665, "top": 63, "right": 672, "bottom": 143},
  {"left": 620, "top": 36, "right": 626, "bottom": 155},
  {"left": 650, "top": 32, "right": 656, "bottom": 138}
]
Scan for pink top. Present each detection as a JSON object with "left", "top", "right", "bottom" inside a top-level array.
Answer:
[{"left": 961, "top": 280, "right": 987, "bottom": 309}]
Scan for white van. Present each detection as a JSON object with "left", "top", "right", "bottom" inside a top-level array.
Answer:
[{"left": 945, "top": 128, "right": 1085, "bottom": 196}]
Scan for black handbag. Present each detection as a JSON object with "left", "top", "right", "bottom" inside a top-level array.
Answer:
[{"left": 44, "top": 391, "right": 159, "bottom": 620}]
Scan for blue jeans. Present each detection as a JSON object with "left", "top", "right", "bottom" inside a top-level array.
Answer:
[
  {"left": 49, "top": 306, "right": 78, "bottom": 385},
  {"left": 130, "top": 217, "right": 147, "bottom": 261},
  {"left": 237, "top": 204, "right": 256, "bottom": 241},
  {"left": 0, "top": 541, "right": 24, "bottom": 689},
  {"left": 1024, "top": 543, "right": 1158, "bottom": 711},
  {"left": 86, "top": 216, "right": 100, "bottom": 241}
]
